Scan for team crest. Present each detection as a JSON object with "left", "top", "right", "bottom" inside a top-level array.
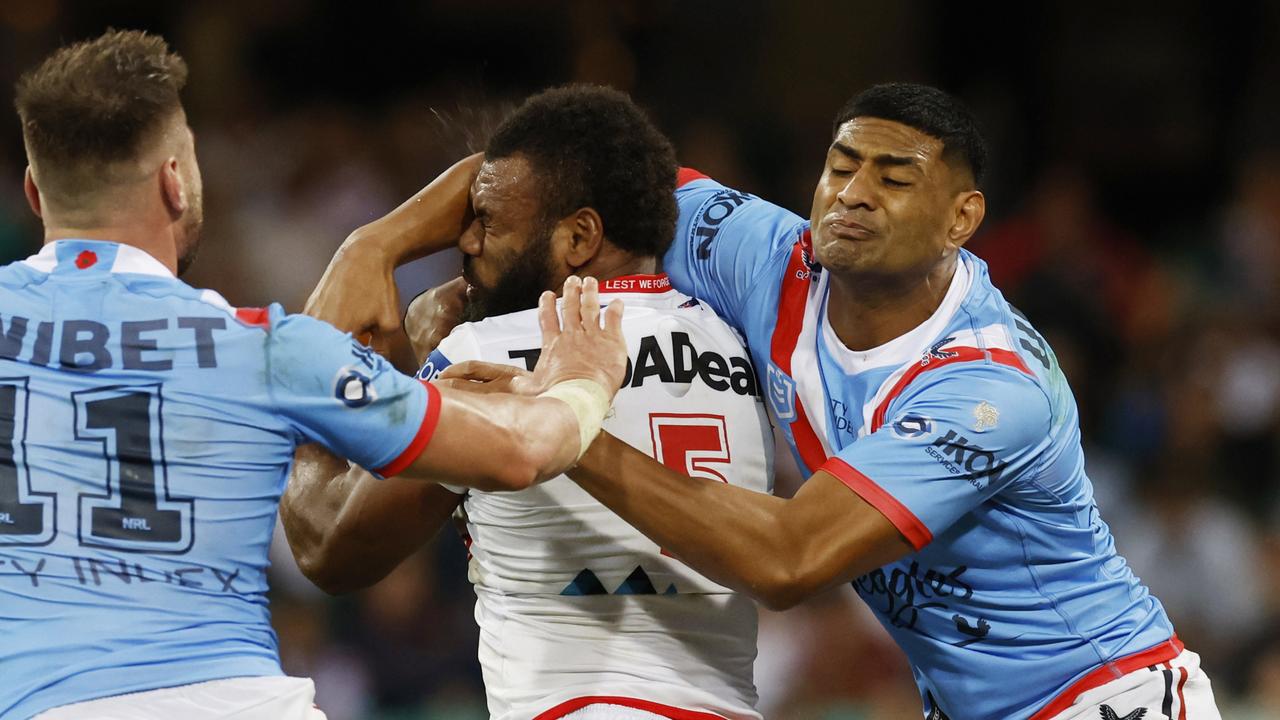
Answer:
[
  {"left": 972, "top": 401, "right": 999, "bottom": 432},
  {"left": 766, "top": 364, "right": 796, "bottom": 422}
]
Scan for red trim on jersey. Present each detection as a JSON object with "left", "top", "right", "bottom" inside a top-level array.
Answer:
[
  {"left": 234, "top": 307, "right": 270, "bottom": 329},
  {"left": 1176, "top": 665, "right": 1189, "bottom": 720},
  {"left": 533, "top": 696, "right": 728, "bottom": 720},
  {"left": 820, "top": 457, "right": 933, "bottom": 550},
  {"left": 600, "top": 273, "right": 672, "bottom": 293},
  {"left": 1026, "top": 635, "right": 1185, "bottom": 720},
  {"left": 676, "top": 167, "right": 710, "bottom": 188},
  {"left": 769, "top": 233, "right": 828, "bottom": 471},
  {"left": 376, "top": 381, "right": 442, "bottom": 478},
  {"left": 869, "top": 347, "right": 1033, "bottom": 434}
]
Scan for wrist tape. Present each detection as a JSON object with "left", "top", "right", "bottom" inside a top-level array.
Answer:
[{"left": 537, "top": 379, "right": 612, "bottom": 460}]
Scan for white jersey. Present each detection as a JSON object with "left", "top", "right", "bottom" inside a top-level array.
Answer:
[{"left": 419, "top": 273, "right": 774, "bottom": 720}]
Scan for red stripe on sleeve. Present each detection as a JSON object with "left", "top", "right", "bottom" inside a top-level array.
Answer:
[
  {"left": 676, "top": 167, "right": 710, "bottom": 188},
  {"left": 376, "top": 380, "right": 442, "bottom": 478},
  {"left": 820, "top": 457, "right": 933, "bottom": 551}
]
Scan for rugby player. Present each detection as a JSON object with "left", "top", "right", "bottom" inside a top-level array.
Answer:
[
  {"left": 1, "top": 31, "right": 626, "bottom": 720},
  {"left": 310, "top": 84, "right": 1223, "bottom": 719},
  {"left": 282, "top": 85, "right": 774, "bottom": 720}
]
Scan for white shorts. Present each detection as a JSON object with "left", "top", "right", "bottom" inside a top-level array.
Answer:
[
  {"left": 33, "top": 676, "right": 327, "bottom": 720},
  {"left": 1047, "top": 649, "right": 1221, "bottom": 720}
]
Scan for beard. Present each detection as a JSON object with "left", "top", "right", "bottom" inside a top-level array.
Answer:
[
  {"left": 460, "top": 225, "right": 557, "bottom": 322},
  {"left": 175, "top": 195, "right": 203, "bottom": 277}
]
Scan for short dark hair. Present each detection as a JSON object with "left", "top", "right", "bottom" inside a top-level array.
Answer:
[
  {"left": 833, "top": 83, "right": 987, "bottom": 186},
  {"left": 486, "top": 85, "right": 678, "bottom": 258},
  {"left": 14, "top": 29, "right": 188, "bottom": 197}
]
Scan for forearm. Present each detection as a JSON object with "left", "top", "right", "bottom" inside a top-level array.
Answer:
[
  {"left": 282, "top": 445, "right": 458, "bottom": 593},
  {"left": 343, "top": 153, "right": 482, "bottom": 266},
  {"left": 410, "top": 390, "right": 583, "bottom": 491},
  {"left": 570, "top": 433, "right": 913, "bottom": 609},
  {"left": 567, "top": 432, "right": 804, "bottom": 606}
]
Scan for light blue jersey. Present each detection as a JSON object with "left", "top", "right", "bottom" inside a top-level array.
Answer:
[
  {"left": 664, "top": 171, "right": 1180, "bottom": 720},
  {"left": 0, "top": 240, "right": 437, "bottom": 719}
]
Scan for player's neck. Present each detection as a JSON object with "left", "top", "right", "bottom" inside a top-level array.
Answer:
[
  {"left": 576, "top": 250, "right": 657, "bottom": 284},
  {"left": 826, "top": 257, "right": 958, "bottom": 352},
  {"left": 43, "top": 221, "right": 180, "bottom": 275}
]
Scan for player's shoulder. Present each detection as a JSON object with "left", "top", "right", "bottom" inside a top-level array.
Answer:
[{"left": 442, "top": 310, "right": 541, "bottom": 363}]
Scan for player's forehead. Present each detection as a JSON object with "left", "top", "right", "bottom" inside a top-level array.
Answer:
[
  {"left": 473, "top": 155, "right": 540, "bottom": 211},
  {"left": 830, "top": 117, "right": 943, "bottom": 169}
]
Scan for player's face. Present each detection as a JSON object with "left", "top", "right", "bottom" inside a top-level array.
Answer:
[
  {"left": 458, "top": 155, "right": 558, "bottom": 320},
  {"left": 809, "top": 117, "right": 971, "bottom": 284}
]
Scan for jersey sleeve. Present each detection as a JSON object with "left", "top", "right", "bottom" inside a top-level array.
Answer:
[
  {"left": 263, "top": 306, "right": 441, "bottom": 479},
  {"left": 818, "top": 364, "right": 1052, "bottom": 550},
  {"left": 416, "top": 323, "right": 481, "bottom": 381},
  {"left": 663, "top": 169, "right": 808, "bottom": 330}
]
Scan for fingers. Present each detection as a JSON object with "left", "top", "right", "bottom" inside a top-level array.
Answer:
[
  {"left": 603, "top": 299, "right": 624, "bottom": 336},
  {"left": 439, "top": 360, "right": 525, "bottom": 383},
  {"left": 580, "top": 277, "right": 601, "bottom": 334},
  {"left": 537, "top": 290, "right": 560, "bottom": 347},
  {"left": 560, "top": 275, "right": 583, "bottom": 335}
]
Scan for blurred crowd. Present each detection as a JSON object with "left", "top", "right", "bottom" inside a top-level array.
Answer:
[{"left": 3, "top": 1, "right": 1280, "bottom": 718}]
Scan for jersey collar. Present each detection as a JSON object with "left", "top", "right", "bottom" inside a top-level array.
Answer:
[
  {"left": 24, "top": 239, "right": 176, "bottom": 279},
  {"left": 599, "top": 272, "right": 672, "bottom": 294}
]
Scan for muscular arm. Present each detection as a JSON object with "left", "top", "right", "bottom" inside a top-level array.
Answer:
[
  {"left": 306, "top": 153, "right": 482, "bottom": 335},
  {"left": 568, "top": 433, "right": 913, "bottom": 610},
  {"left": 281, "top": 444, "right": 462, "bottom": 594}
]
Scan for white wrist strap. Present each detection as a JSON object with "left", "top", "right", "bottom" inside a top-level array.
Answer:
[{"left": 538, "top": 379, "right": 612, "bottom": 460}]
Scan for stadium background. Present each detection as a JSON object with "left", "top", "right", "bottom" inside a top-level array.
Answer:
[{"left": 3, "top": 1, "right": 1280, "bottom": 717}]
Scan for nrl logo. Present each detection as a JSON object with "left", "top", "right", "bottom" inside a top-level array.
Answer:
[
  {"left": 766, "top": 364, "right": 797, "bottom": 422},
  {"left": 972, "top": 401, "right": 999, "bottom": 432}
]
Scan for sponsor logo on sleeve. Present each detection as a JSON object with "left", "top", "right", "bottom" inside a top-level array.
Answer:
[
  {"left": 924, "top": 429, "right": 1009, "bottom": 490},
  {"left": 691, "top": 188, "right": 753, "bottom": 260},
  {"left": 334, "top": 367, "right": 376, "bottom": 408},
  {"left": 417, "top": 350, "right": 452, "bottom": 381},
  {"left": 891, "top": 413, "right": 932, "bottom": 439}
]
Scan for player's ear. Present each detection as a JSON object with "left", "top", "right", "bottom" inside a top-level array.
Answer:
[
  {"left": 563, "top": 207, "right": 605, "bottom": 269},
  {"left": 23, "top": 166, "right": 42, "bottom": 219},
  {"left": 160, "top": 157, "right": 189, "bottom": 218},
  {"left": 947, "top": 189, "right": 985, "bottom": 249}
]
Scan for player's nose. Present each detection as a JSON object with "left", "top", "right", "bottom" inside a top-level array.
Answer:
[{"left": 458, "top": 219, "right": 483, "bottom": 256}]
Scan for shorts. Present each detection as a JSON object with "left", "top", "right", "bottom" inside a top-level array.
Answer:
[
  {"left": 33, "top": 676, "right": 327, "bottom": 720},
  {"left": 1046, "top": 649, "right": 1221, "bottom": 720}
]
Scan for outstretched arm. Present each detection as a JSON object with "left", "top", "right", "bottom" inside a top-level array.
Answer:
[
  {"left": 567, "top": 433, "right": 912, "bottom": 610},
  {"left": 306, "top": 153, "right": 482, "bottom": 335},
  {"left": 281, "top": 445, "right": 463, "bottom": 594}
]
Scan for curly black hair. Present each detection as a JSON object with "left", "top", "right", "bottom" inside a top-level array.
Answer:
[
  {"left": 486, "top": 85, "right": 678, "bottom": 258},
  {"left": 833, "top": 83, "right": 987, "bottom": 187}
]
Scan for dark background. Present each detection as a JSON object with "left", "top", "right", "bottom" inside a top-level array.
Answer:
[{"left": 3, "top": 2, "right": 1280, "bottom": 717}]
